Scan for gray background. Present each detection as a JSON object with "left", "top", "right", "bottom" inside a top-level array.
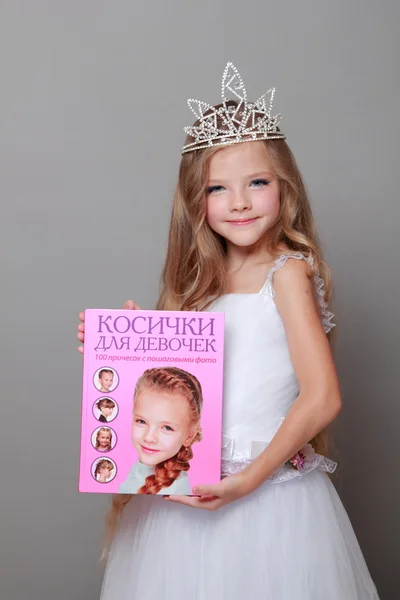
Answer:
[{"left": 1, "top": 1, "right": 398, "bottom": 599}]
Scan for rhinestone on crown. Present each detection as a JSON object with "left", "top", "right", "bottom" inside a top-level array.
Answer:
[{"left": 182, "top": 62, "right": 285, "bottom": 154}]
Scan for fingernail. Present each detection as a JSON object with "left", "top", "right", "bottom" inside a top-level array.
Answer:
[{"left": 192, "top": 487, "right": 199, "bottom": 494}]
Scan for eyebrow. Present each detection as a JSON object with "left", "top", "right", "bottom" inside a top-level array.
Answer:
[
  {"left": 207, "top": 171, "right": 274, "bottom": 184},
  {"left": 133, "top": 413, "right": 180, "bottom": 428}
]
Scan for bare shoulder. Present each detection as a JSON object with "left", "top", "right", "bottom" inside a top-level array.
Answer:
[
  {"left": 272, "top": 256, "right": 322, "bottom": 333},
  {"left": 273, "top": 256, "right": 315, "bottom": 300}
]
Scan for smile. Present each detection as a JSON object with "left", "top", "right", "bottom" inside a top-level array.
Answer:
[
  {"left": 141, "top": 446, "right": 161, "bottom": 455},
  {"left": 228, "top": 218, "right": 258, "bottom": 226}
]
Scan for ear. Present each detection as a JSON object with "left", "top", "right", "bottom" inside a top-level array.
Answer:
[{"left": 183, "top": 424, "right": 200, "bottom": 447}]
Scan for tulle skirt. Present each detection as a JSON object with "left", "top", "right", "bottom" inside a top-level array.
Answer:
[{"left": 100, "top": 471, "right": 379, "bottom": 599}]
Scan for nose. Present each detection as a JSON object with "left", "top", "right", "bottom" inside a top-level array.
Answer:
[
  {"left": 229, "top": 189, "right": 251, "bottom": 212},
  {"left": 143, "top": 426, "right": 158, "bottom": 444}
]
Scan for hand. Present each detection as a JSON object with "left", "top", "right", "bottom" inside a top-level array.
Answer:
[
  {"left": 76, "top": 300, "right": 142, "bottom": 353},
  {"left": 164, "top": 473, "right": 249, "bottom": 511}
]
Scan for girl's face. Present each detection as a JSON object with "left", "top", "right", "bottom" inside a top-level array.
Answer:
[
  {"left": 132, "top": 389, "right": 197, "bottom": 466},
  {"left": 101, "top": 406, "right": 113, "bottom": 417},
  {"left": 99, "top": 372, "right": 114, "bottom": 391},
  {"left": 99, "top": 466, "right": 112, "bottom": 480},
  {"left": 206, "top": 141, "right": 280, "bottom": 249},
  {"left": 98, "top": 432, "right": 111, "bottom": 449}
]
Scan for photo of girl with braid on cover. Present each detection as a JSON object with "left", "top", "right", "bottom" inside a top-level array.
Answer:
[
  {"left": 93, "top": 458, "right": 116, "bottom": 483},
  {"left": 119, "top": 367, "right": 203, "bottom": 495}
]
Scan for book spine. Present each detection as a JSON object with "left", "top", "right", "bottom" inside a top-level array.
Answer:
[{"left": 78, "top": 309, "right": 90, "bottom": 491}]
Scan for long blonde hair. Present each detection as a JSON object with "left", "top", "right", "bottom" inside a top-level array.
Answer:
[
  {"left": 157, "top": 101, "right": 333, "bottom": 318},
  {"left": 102, "top": 367, "right": 203, "bottom": 556},
  {"left": 102, "top": 101, "right": 335, "bottom": 556}
]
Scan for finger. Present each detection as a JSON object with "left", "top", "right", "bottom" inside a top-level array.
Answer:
[
  {"left": 166, "top": 495, "right": 203, "bottom": 508},
  {"left": 77, "top": 345, "right": 84, "bottom": 354},
  {"left": 198, "top": 495, "right": 220, "bottom": 503},
  {"left": 123, "top": 300, "right": 142, "bottom": 310},
  {"left": 79, "top": 312, "right": 85, "bottom": 322},
  {"left": 77, "top": 332, "right": 84, "bottom": 342},
  {"left": 192, "top": 484, "right": 222, "bottom": 497},
  {"left": 78, "top": 323, "right": 84, "bottom": 332}
]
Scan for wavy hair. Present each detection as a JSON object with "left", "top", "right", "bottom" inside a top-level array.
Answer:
[{"left": 103, "top": 367, "right": 202, "bottom": 556}]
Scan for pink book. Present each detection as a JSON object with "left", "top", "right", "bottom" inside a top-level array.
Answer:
[{"left": 79, "top": 309, "right": 224, "bottom": 495}]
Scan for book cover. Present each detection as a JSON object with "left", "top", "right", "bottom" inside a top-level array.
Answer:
[{"left": 79, "top": 309, "right": 224, "bottom": 495}]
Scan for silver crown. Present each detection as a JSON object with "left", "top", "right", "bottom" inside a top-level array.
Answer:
[{"left": 182, "top": 62, "right": 285, "bottom": 154}]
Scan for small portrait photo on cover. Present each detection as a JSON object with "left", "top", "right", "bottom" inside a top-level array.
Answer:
[
  {"left": 92, "top": 458, "right": 117, "bottom": 484},
  {"left": 93, "top": 367, "right": 119, "bottom": 394},
  {"left": 118, "top": 366, "right": 204, "bottom": 495},
  {"left": 91, "top": 426, "right": 117, "bottom": 453},
  {"left": 93, "top": 397, "right": 118, "bottom": 423}
]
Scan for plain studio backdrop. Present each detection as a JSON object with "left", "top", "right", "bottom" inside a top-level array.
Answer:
[{"left": 0, "top": 1, "right": 399, "bottom": 599}]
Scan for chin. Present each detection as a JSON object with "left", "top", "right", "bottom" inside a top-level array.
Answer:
[
  {"left": 227, "top": 234, "right": 265, "bottom": 247},
  {"left": 139, "top": 455, "right": 158, "bottom": 466},
  {"left": 137, "top": 450, "right": 163, "bottom": 466}
]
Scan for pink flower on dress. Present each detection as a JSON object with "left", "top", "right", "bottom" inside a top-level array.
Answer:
[
  {"left": 286, "top": 444, "right": 315, "bottom": 471},
  {"left": 288, "top": 451, "right": 306, "bottom": 470}
]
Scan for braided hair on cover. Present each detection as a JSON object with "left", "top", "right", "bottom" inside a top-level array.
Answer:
[
  {"left": 94, "top": 459, "right": 114, "bottom": 480},
  {"left": 134, "top": 367, "right": 203, "bottom": 495}
]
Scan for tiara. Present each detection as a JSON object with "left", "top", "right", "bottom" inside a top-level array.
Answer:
[{"left": 182, "top": 62, "right": 285, "bottom": 154}]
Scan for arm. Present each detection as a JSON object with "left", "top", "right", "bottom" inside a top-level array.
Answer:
[
  {"left": 166, "top": 259, "right": 342, "bottom": 509},
  {"left": 242, "top": 258, "right": 342, "bottom": 493}
]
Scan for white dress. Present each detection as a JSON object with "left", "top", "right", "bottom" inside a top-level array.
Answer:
[{"left": 100, "top": 253, "right": 379, "bottom": 600}]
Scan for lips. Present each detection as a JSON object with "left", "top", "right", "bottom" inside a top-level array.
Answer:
[
  {"left": 141, "top": 445, "right": 160, "bottom": 455},
  {"left": 228, "top": 217, "right": 258, "bottom": 226}
]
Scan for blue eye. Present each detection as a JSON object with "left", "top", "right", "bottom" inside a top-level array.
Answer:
[
  {"left": 163, "top": 425, "right": 174, "bottom": 432},
  {"left": 251, "top": 179, "right": 270, "bottom": 187},
  {"left": 206, "top": 185, "right": 225, "bottom": 194}
]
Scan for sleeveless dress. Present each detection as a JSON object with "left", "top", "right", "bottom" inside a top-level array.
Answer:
[{"left": 100, "top": 253, "right": 379, "bottom": 600}]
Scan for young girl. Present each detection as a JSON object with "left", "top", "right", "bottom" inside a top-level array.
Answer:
[
  {"left": 96, "top": 369, "right": 114, "bottom": 393},
  {"left": 95, "top": 427, "right": 113, "bottom": 452},
  {"left": 118, "top": 367, "right": 203, "bottom": 495},
  {"left": 96, "top": 397, "right": 116, "bottom": 423},
  {"left": 93, "top": 459, "right": 114, "bottom": 483},
  {"left": 77, "top": 62, "right": 379, "bottom": 599}
]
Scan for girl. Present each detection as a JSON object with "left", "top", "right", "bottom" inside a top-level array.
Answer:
[
  {"left": 118, "top": 367, "right": 203, "bottom": 495},
  {"left": 95, "top": 427, "right": 113, "bottom": 452},
  {"left": 94, "top": 459, "right": 114, "bottom": 483},
  {"left": 97, "top": 369, "right": 114, "bottom": 393},
  {"left": 77, "top": 62, "right": 379, "bottom": 599},
  {"left": 95, "top": 397, "right": 116, "bottom": 423}
]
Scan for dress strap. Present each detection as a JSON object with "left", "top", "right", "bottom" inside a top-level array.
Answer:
[{"left": 260, "top": 252, "right": 336, "bottom": 334}]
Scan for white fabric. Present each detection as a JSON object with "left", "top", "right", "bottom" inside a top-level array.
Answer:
[
  {"left": 100, "top": 253, "right": 379, "bottom": 600},
  {"left": 261, "top": 252, "right": 335, "bottom": 333},
  {"left": 119, "top": 461, "right": 191, "bottom": 495}
]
